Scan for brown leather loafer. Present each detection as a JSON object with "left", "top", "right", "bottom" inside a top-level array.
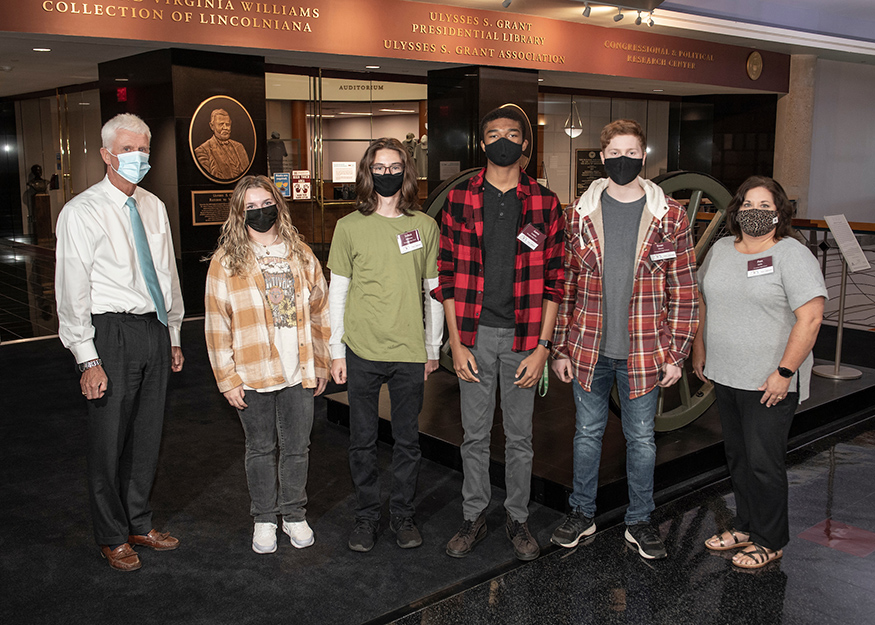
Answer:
[
  {"left": 100, "top": 543, "right": 142, "bottom": 572},
  {"left": 128, "top": 529, "right": 180, "bottom": 551}
]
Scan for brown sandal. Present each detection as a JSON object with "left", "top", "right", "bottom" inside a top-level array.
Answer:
[
  {"left": 705, "top": 529, "right": 752, "bottom": 551},
  {"left": 732, "top": 544, "right": 783, "bottom": 569}
]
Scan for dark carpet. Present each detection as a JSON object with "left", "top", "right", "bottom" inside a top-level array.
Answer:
[{"left": 0, "top": 320, "right": 564, "bottom": 625}]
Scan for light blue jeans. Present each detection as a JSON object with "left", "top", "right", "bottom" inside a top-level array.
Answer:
[{"left": 569, "top": 355, "right": 659, "bottom": 524}]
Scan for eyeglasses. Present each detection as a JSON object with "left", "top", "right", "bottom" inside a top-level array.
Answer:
[{"left": 371, "top": 163, "right": 404, "bottom": 175}]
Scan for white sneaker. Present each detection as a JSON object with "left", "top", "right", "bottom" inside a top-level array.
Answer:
[
  {"left": 282, "top": 519, "right": 315, "bottom": 549},
  {"left": 252, "top": 522, "right": 278, "bottom": 554}
]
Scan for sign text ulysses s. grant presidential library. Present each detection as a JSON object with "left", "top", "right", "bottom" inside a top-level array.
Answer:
[{"left": 13, "top": 0, "right": 788, "bottom": 91}]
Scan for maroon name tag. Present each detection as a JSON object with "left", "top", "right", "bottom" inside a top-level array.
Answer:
[
  {"left": 397, "top": 229, "right": 423, "bottom": 254},
  {"left": 517, "top": 223, "right": 546, "bottom": 250},
  {"left": 747, "top": 256, "right": 774, "bottom": 277},
  {"left": 649, "top": 241, "right": 676, "bottom": 261}
]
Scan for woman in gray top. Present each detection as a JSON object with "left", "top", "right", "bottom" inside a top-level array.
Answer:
[{"left": 692, "top": 176, "right": 827, "bottom": 569}]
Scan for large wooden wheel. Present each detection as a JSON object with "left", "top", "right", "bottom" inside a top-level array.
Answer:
[{"left": 631, "top": 171, "right": 732, "bottom": 431}]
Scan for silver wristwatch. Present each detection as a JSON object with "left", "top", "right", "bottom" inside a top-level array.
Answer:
[{"left": 78, "top": 358, "right": 103, "bottom": 373}]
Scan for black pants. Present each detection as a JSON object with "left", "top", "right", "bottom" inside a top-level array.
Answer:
[
  {"left": 87, "top": 313, "right": 171, "bottom": 545},
  {"left": 346, "top": 349, "right": 424, "bottom": 521},
  {"left": 714, "top": 382, "right": 798, "bottom": 551}
]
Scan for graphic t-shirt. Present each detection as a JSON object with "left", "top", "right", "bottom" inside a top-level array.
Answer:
[{"left": 250, "top": 241, "right": 302, "bottom": 390}]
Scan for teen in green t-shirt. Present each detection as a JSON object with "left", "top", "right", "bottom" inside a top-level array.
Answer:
[{"left": 327, "top": 137, "right": 443, "bottom": 553}]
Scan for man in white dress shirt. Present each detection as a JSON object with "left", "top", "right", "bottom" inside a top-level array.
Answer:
[{"left": 55, "top": 113, "right": 185, "bottom": 572}]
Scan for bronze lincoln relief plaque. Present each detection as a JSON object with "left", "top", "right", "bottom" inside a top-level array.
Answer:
[{"left": 189, "top": 95, "right": 256, "bottom": 184}]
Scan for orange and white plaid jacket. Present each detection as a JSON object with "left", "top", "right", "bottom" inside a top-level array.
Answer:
[{"left": 205, "top": 245, "right": 330, "bottom": 393}]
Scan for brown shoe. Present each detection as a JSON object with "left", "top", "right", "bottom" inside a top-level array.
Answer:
[
  {"left": 506, "top": 512, "right": 540, "bottom": 561},
  {"left": 100, "top": 543, "right": 142, "bottom": 572},
  {"left": 446, "top": 513, "right": 487, "bottom": 558},
  {"left": 128, "top": 529, "right": 180, "bottom": 551}
]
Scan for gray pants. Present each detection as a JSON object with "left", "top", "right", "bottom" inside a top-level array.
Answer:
[
  {"left": 237, "top": 384, "right": 314, "bottom": 523},
  {"left": 459, "top": 325, "right": 535, "bottom": 523}
]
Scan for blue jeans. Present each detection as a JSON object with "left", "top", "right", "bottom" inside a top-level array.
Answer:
[{"left": 569, "top": 355, "right": 659, "bottom": 524}]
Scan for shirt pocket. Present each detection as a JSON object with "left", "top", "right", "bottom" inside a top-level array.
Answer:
[{"left": 576, "top": 240, "right": 599, "bottom": 274}]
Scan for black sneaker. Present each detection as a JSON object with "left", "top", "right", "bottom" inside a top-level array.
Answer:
[
  {"left": 551, "top": 509, "right": 596, "bottom": 548},
  {"left": 390, "top": 515, "right": 422, "bottom": 549},
  {"left": 624, "top": 522, "right": 667, "bottom": 559},
  {"left": 348, "top": 517, "right": 378, "bottom": 552}
]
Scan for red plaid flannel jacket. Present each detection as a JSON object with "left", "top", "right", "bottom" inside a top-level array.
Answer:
[
  {"left": 552, "top": 178, "right": 699, "bottom": 398},
  {"left": 431, "top": 168, "right": 565, "bottom": 352}
]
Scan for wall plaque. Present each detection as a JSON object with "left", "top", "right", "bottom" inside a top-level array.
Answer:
[
  {"left": 189, "top": 95, "right": 257, "bottom": 184},
  {"left": 192, "top": 190, "right": 233, "bottom": 226}
]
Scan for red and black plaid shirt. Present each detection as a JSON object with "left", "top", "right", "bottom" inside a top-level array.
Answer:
[{"left": 431, "top": 168, "right": 565, "bottom": 352}]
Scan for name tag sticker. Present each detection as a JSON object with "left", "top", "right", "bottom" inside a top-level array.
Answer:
[
  {"left": 517, "top": 224, "right": 546, "bottom": 250},
  {"left": 649, "top": 241, "right": 676, "bottom": 261},
  {"left": 397, "top": 229, "right": 423, "bottom": 254},
  {"left": 747, "top": 256, "right": 774, "bottom": 277}
]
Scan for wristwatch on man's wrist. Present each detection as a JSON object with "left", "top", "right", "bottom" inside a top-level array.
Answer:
[
  {"left": 537, "top": 339, "right": 553, "bottom": 351},
  {"left": 777, "top": 366, "right": 794, "bottom": 378},
  {"left": 78, "top": 358, "right": 103, "bottom": 373}
]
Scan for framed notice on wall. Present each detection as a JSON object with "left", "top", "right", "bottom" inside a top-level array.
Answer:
[
  {"left": 576, "top": 149, "right": 605, "bottom": 198},
  {"left": 191, "top": 190, "right": 233, "bottom": 226}
]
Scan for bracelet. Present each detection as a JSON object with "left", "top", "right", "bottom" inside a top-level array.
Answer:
[{"left": 78, "top": 358, "right": 103, "bottom": 373}]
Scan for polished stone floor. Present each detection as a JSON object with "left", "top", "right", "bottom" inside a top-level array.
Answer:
[{"left": 391, "top": 418, "right": 875, "bottom": 625}]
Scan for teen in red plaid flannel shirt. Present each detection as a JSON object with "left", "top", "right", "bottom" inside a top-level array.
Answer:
[
  {"left": 431, "top": 107, "right": 565, "bottom": 562},
  {"left": 549, "top": 120, "right": 698, "bottom": 560}
]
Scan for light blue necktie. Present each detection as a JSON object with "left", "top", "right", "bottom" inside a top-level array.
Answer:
[{"left": 126, "top": 196, "right": 168, "bottom": 326}]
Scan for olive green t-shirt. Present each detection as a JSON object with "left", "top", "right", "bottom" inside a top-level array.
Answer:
[{"left": 327, "top": 210, "right": 439, "bottom": 363}]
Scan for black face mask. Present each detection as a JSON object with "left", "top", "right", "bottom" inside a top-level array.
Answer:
[
  {"left": 484, "top": 137, "right": 524, "bottom": 168},
  {"left": 245, "top": 204, "right": 278, "bottom": 233},
  {"left": 372, "top": 172, "right": 404, "bottom": 197},
  {"left": 603, "top": 156, "right": 643, "bottom": 186}
]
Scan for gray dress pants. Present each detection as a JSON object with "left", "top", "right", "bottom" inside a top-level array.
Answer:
[{"left": 458, "top": 325, "right": 535, "bottom": 523}]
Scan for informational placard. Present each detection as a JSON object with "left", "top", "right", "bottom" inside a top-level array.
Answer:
[
  {"left": 824, "top": 215, "right": 871, "bottom": 273},
  {"left": 332, "top": 161, "right": 356, "bottom": 183},
  {"left": 191, "top": 190, "right": 233, "bottom": 226},
  {"left": 292, "top": 170, "right": 312, "bottom": 200},
  {"left": 273, "top": 172, "right": 290, "bottom": 197},
  {"left": 576, "top": 149, "right": 604, "bottom": 198},
  {"left": 440, "top": 161, "right": 461, "bottom": 180}
]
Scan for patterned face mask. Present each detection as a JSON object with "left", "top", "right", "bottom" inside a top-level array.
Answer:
[{"left": 736, "top": 208, "right": 779, "bottom": 237}]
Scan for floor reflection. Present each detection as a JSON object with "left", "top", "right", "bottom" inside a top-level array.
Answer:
[
  {"left": 0, "top": 239, "right": 58, "bottom": 342},
  {"left": 392, "top": 417, "right": 875, "bottom": 625}
]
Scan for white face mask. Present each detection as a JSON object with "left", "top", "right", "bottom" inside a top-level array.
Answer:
[{"left": 107, "top": 150, "right": 151, "bottom": 184}]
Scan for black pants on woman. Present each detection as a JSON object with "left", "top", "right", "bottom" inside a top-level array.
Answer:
[{"left": 714, "top": 382, "right": 798, "bottom": 551}]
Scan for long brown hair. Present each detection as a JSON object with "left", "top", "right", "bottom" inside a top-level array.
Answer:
[
  {"left": 726, "top": 175, "right": 796, "bottom": 242},
  {"left": 354, "top": 137, "right": 420, "bottom": 216},
  {"left": 211, "top": 175, "right": 306, "bottom": 275}
]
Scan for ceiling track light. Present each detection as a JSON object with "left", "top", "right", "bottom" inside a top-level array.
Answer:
[
  {"left": 501, "top": 0, "right": 512, "bottom": 8},
  {"left": 635, "top": 10, "right": 642, "bottom": 25},
  {"left": 613, "top": 7, "right": 624, "bottom": 22},
  {"left": 582, "top": 2, "right": 591, "bottom": 17}
]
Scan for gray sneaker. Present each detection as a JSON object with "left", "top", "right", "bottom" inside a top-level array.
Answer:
[
  {"left": 348, "top": 517, "right": 378, "bottom": 552},
  {"left": 625, "top": 522, "right": 667, "bottom": 559},
  {"left": 446, "top": 513, "right": 487, "bottom": 558},
  {"left": 390, "top": 515, "right": 422, "bottom": 549},
  {"left": 505, "top": 512, "right": 540, "bottom": 561},
  {"left": 551, "top": 509, "right": 596, "bottom": 548}
]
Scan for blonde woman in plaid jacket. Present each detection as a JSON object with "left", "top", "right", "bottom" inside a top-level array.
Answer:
[{"left": 205, "top": 175, "right": 330, "bottom": 555}]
